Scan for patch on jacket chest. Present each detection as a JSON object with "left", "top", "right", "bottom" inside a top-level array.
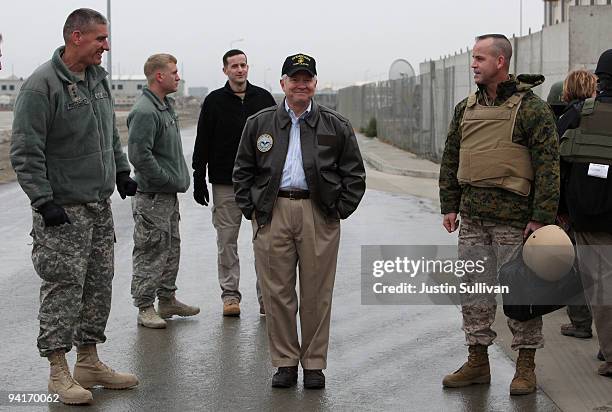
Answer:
[{"left": 257, "top": 134, "right": 274, "bottom": 152}]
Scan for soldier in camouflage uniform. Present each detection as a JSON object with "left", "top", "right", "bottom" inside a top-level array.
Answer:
[
  {"left": 10, "top": 9, "right": 138, "bottom": 405},
  {"left": 128, "top": 53, "right": 199, "bottom": 329},
  {"left": 439, "top": 34, "right": 560, "bottom": 395}
]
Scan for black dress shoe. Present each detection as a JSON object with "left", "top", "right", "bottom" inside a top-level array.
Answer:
[
  {"left": 598, "top": 349, "right": 605, "bottom": 361},
  {"left": 303, "top": 369, "right": 325, "bottom": 389},
  {"left": 271, "top": 366, "right": 298, "bottom": 388}
]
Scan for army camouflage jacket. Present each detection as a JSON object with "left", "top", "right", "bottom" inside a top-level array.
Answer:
[{"left": 439, "top": 75, "right": 560, "bottom": 228}]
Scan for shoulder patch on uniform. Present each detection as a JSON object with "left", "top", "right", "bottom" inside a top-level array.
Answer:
[{"left": 256, "top": 134, "right": 274, "bottom": 152}]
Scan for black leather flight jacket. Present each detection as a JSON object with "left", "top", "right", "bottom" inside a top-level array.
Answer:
[{"left": 233, "top": 99, "right": 366, "bottom": 227}]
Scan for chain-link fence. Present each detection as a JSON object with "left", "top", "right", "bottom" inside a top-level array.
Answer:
[
  {"left": 338, "top": 5, "right": 612, "bottom": 162},
  {"left": 338, "top": 68, "right": 455, "bottom": 162},
  {"left": 338, "top": 62, "right": 463, "bottom": 162}
]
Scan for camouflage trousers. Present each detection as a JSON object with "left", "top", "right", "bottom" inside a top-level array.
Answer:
[
  {"left": 31, "top": 199, "right": 114, "bottom": 357},
  {"left": 131, "top": 192, "right": 180, "bottom": 308},
  {"left": 458, "top": 217, "right": 544, "bottom": 350}
]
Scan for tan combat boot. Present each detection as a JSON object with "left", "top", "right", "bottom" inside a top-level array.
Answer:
[
  {"left": 73, "top": 345, "right": 139, "bottom": 389},
  {"left": 442, "top": 345, "right": 490, "bottom": 387},
  {"left": 510, "top": 348, "right": 537, "bottom": 395},
  {"left": 138, "top": 306, "right": 167, "bottom": 328},
  {"left": 48, "top": 350, "right": 93, "bottom": 405},
  {"left": 223, "top": 297, "right": 240, "bottom": 317},
  {"left": 157, "top": 295, "right": 200, "bottom": 319}
]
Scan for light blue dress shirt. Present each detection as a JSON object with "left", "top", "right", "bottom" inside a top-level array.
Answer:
[{"left": 280, "top": 99, "right": 310, "bottom": 190}]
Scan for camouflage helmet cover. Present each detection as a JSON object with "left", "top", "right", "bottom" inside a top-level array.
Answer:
[{"left": 546, "top": 80, "right": 565, "bottom": 107}]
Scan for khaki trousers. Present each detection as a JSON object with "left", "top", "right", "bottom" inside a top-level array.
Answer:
[
  {"left": 574, "top": 231, "right": 612, "bottom": 361},
  {"left": 253, "top": 197, "right": 340, "bottom": 369},
  {"left": 212, "top": 184, "right": 262, "bottom": 304}
]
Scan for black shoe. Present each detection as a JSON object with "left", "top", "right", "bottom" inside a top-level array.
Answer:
[
  {"left": 598, "top": 349, "right": 605, "bottom": 361},
  {"left": 259, "top": 302, "right": 266, "bottom": 316},
  {"left": 303, "top": 369, "right": 325, "bottom": 389},
  {"left": 271, "top": 366, "right": 298, "bottom": 388}
]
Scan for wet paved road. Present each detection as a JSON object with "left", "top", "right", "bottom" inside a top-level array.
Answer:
[{"left": 0, "top": 127, "right": 560, "bottom": 411}]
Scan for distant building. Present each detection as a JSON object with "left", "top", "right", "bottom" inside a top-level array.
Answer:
[
  {"left": 111, "top": 75, "right": 185, "bottom": 108},
  {"left": 544, "top": 0, "right": 612, "bottom": 26},
  {"left": 0, "top": 73, "right": 185, "bottom": 109},
  {"left": 0, "top": 75, "right": 25, "bottom": 107},
  {"left": 110, "top": 74, "right": 147, "bottom": 107}
]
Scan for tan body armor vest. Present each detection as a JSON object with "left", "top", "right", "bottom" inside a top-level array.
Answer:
[
  {"left": 560, "top": 98, "right": 612, "bottom": 165},
  {"left": 457, "top": 92, "right": 534, "bottom": 196}
]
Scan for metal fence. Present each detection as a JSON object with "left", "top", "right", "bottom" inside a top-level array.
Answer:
[
  {"left": 338, "top": 63, "right": 463, "bottom": 162},
  {"left": 338, "top": 69, "right": 454, "bottom": 162},
  {"left": 337, "top": 5, "right": 612, "bottom": 162}
]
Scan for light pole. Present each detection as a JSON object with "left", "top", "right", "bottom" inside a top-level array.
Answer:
[
  {"left": 107, "top": 0, "right": 112, "bottom": 87},
  {"left": 229, "top": 38, "right": 244, "bottom": 49},
  {"left": 520, "top": 0, "right": 523, "bottom": 37}
]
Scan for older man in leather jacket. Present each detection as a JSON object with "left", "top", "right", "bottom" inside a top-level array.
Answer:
[{"left": 233, "top": 53, "right": 365, "bottom": 389}]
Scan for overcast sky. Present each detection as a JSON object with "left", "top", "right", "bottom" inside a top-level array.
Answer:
[{"left": 1, "top": 0, "right": 544, "bottom": 93}]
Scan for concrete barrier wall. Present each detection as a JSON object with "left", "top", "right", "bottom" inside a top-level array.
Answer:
[
  {"left": 570, "top": 6, "right": 612, "bottom": 71},
  {"left": 338, "top": 5, "right": 609, "bottom": 162}
]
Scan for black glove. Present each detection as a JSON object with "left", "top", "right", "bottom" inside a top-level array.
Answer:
[
  {"left": 38, "top": 201, "right": 71, "bottom": 227},
  {"left": 116, "top": 172, "right": 138, "bottom": 199},
  {"left": 193, "top": 170, "right": 210, "bottom": 206}
]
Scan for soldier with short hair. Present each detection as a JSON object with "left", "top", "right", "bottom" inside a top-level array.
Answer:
[
  {"left": 128, "top": 53, "right": 199, "bottom": 328},
  {"left": 10, "top": 8, "right": 138, "bottom": 405},
  {"left": 439, "top": 34, "right": 560, "bottom": 395},
  {"left": 192, "top": 49, "right": 276, "bottom": 317}
]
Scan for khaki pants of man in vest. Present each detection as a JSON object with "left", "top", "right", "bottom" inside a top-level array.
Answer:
[
  {"left": 574, "top": 232, "right": 612, "bottom": 368},
  {"left": 212, "top": 184, "right": 262, "bottom": 306},
  {"left": 458, "top": 217, "right": 544, "bottom": 349},
  {"left": 253, "top": 197, "right": 340, "bottom": 369}
]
